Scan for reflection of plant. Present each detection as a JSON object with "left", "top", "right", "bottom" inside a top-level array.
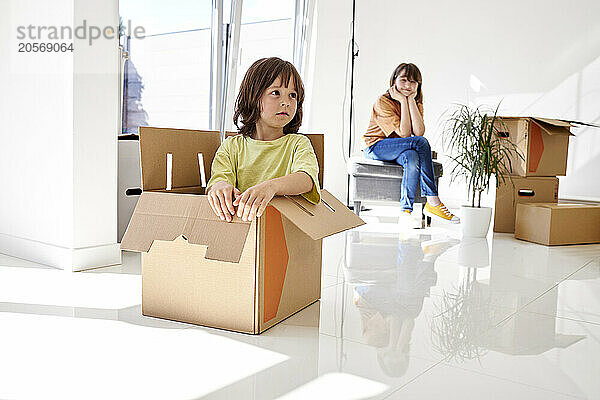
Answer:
[
  {"left": 442, "top": 104, "right": 523, "bottom": 207},
  {"left": 431, "top": 269, "right": 493, "bottom": 363}
]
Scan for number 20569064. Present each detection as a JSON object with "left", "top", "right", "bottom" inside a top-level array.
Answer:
[{"left": 18, "top": 42, "right": 74, "bottom": 53}]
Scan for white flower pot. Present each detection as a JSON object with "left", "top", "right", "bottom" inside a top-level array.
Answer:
[{"left": 460, "top": 206, "right": 492, "bottom": 238}]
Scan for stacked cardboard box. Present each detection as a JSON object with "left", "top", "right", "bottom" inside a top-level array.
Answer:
[
  {"left": 493, "top": 117, "right": 571, "bottom": 234},
  {"left": 494, "top": 176, "right": 559, "bottom": 233},
  {"left": 493, "top": 117, "right": 600, "bottom": 245},
  {"left": 121, "top": 127, "right": 365, "bottom": 333}
]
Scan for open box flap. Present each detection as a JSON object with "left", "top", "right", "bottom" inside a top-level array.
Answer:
[
  {"left": 558, "top": 119, "right": 600, "bottom": 128},
  {"left": 530, "top": 118, "right": 574, "bottom": 136},
  {"left": 120, "top": 192, "right": 250, "bottom": 263},
  {"left": 531, "top": 117, "right": 571, "bottom": 128},
  {"left": 269, "top": 190, "right": 366, "bottom": 240},
  {"left": 496, "top": 116, "right": 575, "bottom": 136},
  {"left": 139, "top": 127, "right": 223, "bottom": 191}
]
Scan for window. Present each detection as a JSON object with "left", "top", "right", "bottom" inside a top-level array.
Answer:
[
  {"left": 224, "top": 0, "right": 296, "bottom": 131},
  {"left": 119, "top": 0, "right": 308, "bottom": 134},
  {"left": 119, "top": 0, "right": 212, "bottom": 133}
]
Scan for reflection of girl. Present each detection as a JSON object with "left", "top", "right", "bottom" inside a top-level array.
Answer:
[
  {"left": 353, "top": 235, "right": 439, "bottom": 377},
  {"left": 362, "top": 63, "right": 459, "bottom": 223}
]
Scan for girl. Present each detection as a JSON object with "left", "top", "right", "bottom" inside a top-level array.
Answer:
[
  {"left": 206, "top": 57, "right": 320, "bottom": 222},
  {"left": 362, "top": 63, "right": 459, "bottom": 224}
]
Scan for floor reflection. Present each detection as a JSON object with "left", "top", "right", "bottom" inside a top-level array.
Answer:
[
  {"left": 344, "top": 231, "right": 457, "bottom": 377},
  {"left": 340, "top": 230, "right": 597, "bottom": 373},
  {"left": 431, "top": 237, "right": 495, "bottom": 363}
]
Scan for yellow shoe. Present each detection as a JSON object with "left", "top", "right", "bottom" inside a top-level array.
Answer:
[{"left": 424, "top": 202, "right": 460, "bottom": 224}]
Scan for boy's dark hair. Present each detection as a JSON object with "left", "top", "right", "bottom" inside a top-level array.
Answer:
[
  {"left": 234, "top": 57, "right": 305, "bottom": 137},
  {"left": 389, "top": 62, "right": 423, "bottom": 105}
]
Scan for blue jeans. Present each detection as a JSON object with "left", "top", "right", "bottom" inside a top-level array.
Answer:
[{"left": 364, "top": 136, "right": 438, "bottom": 212}]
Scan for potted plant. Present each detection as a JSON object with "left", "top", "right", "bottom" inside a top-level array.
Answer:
[{"left": 442, "top": 104, "right": 522, "bottom": 237}]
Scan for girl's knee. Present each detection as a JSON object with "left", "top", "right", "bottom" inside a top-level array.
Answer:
[
  {"left": 415, "top": 136, "right": 430, "bottom": 150},
  {"left": 399, "top": 150, "right": 419, "bottom": 166},
  {"left": 415, "top": 135, "right": 429, "bottom": 145}
]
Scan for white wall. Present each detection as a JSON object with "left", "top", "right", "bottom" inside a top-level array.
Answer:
[
  {"left": 0, "top": 0, "right": 74, "bottom": 253},
  {"left": 307, "top": 0, "right": 600, "bottom": 205},
  {"left": 0, "top": 0, "right": 120, "bottom": 270},
  {"left": 72, "top": 0, "right": 119, "bottom": 251},
  {"left": 304, "top": 0, "right": 353, "bottom": 201}
]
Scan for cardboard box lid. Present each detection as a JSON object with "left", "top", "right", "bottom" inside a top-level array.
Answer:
[
  {"left": 121, "top": 189, "right": 365, "bottom": 262},
  {"left": 139, "top": 127, "right": 223, "bottom": 191},
  {"left": 120, "top": 191, "right": 251, "bottom": 263},
  {"left": 269, "top": 189, "right": 366, "bottom": 240},
  {"left": 304, "top": 134, "right": 324, "bottom": 188},
  {"left": 496, "top": 116, "right": 574, "bottom": 136},
  {"left": 531, "top": 118, "right": 573, "bottom": 137}
]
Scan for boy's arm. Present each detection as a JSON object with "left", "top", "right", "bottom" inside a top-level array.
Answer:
[
  {"left": 289, "top": 137, "right": 321, "bottom": 204},
  {"left": 270, "top": 171, "right": 313, "bottom": 196}
]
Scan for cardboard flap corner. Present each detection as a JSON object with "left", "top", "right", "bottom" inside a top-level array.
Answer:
[
  {"left": 183, "top": 216, "right": 251, "bottom": 263},
  {"left": 120, "top": 191, "right": 250, "bottom": 263},
  {"left": 268, "top": 189, "right": 365, "bottom": 240},
  {"left": 531, "top": 118, "right": 574, "bottom": 136}
]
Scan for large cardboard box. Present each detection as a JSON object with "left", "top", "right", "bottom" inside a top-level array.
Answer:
[
  {"left": 493, "top": 117, "right": 574, "bottom": 177},
  {"left": 121, "top": 127, "right": 365, "bottom": 333},
  {"left": 515, "top": 203, "right": 600, "bottom": 245},
  {"left": 493, "top": 176, "right": 559, "bottom": 233}
]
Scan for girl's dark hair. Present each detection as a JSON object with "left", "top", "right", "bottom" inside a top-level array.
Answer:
[
  {"left": 234, "top": 57, "right": 305, "bottom": 137},
  {"left": 389, "top": 62, "right": 423, "bottom": 105}
]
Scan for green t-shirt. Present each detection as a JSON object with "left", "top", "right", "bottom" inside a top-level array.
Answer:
[{"left": 206, "top": 133, "right": 321, "bottom": 204}]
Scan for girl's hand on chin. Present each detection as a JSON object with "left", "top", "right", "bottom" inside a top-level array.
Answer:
[
  {"left": 389, "top": 85, "right": 407, "bottom": 102},
  {"left": 233, "top": 181, "right": 277, "bottom": 222}
]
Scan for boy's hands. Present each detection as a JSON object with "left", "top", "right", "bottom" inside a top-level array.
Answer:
[
  {"left": 207, "top": 181, "right": 241, "bottom": 222},
  {"left": 233, "top": 180, "right": 277, "bottom": 222},
  {"left": 207, "top": 179, "right": 283, "bottom": 222}
]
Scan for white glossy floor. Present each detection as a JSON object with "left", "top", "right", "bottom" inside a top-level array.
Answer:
[{"left": 1, "top": 206, "right": 600, "bottom": 399}]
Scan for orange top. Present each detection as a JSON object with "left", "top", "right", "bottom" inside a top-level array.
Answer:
[{"left": 362, "top": 93, "right": 424, "bottom": 148}]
